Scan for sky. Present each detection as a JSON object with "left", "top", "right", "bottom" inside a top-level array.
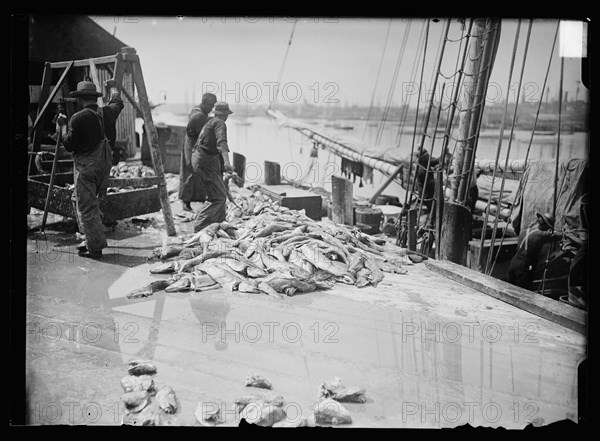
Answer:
[{"left": 95, "top": 16, "right": 589, "bottom": 109}]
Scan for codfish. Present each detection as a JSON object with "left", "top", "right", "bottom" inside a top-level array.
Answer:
[
  {"left": 377, "top": 260, "right": 408, "bottom": 274},
  {"left": 244, "top": 372, "right": 273, "bottom": 389},
  {"left": 128, "top": 359, "right": 158, "bottom": 376},
  {"left": 195, "top": 263, "right": 244, "bottom": 291},
  {"left": 300, "top": 245, "right": 349, "bottom": 277},
  {"left": 235, "top": 392, "right": 284, "bottom": 414},
  {"left": 190, "top": 274, "right": 219, "bottom": 290},
  {"left": 240, "top": 400, "right": 286, "bottom": 427},
  {"left": 363, "top": 254, "right": 384, "bottom": 287},
  {"left": 348, "top": 254, "right": 366, "bottom": 277},
  {"left": 186, "top": 222, "right": 221, "bottom": 244},
  {"left": 149, "top": 261, "right": 177, "bottom": 274},
  {"left": 262, "top": 277, "right": 316, "bottom": 296},
  {"left": 121, "top": 390, "right": 149, "bottom": 413},
  {"left": 126, "top": 279, "right": 171, "bottom": 299},
  {"left": 155, "top": 386, "right": 178, "bottom": 414},
  {"left": 152, "top": 245, "right": 184, "bottom": 260},
  {"left": 314, "top": 398, "right": 352, "bottom": 424},
  {"left": 257, "top": 282, "right": 284, "bottom": 299},
  {"left": 165, "top": 275, "right": 193, "bottom": 292},
  {"left": 318, "top": 377, "right": 367, "bottom": 403},
  {"left": 355, "top": 268, "right": 371, "bottom": 288},
  {"left": 258, "top": 247, "right": 312, "bottom": 279},
  {"left": 120, "top": 375, "right": 154, "bottom": 393},
  {"left": 178, "top": 247, "right": 203, "bottom": 259}
]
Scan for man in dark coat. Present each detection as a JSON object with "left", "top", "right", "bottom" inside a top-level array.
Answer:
[
  {"left": 57, "top": 80, "right": 124, "bottom": 258},
  {"left": 507, "top": 212, "right": 559, "bottom": 290},
  {"left": 179, "top": 93, "right": 217, "bottom": 212},
  {"left": 191, "top": 101, "right": 234, "bottom": 233}
]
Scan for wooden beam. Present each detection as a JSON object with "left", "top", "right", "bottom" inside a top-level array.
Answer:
[
  {"left": 31, "top": 62, "right": 53, "bottom": 155},
  {"left": 425, "top": 259, "right": 587, "bottom": 335},
  {"left": 407, "top": 208, "right": 418, "bottom": 251},
  {"left": 435, "top": 170, "right": 443, "bottom": 260},
  {"left": 87, "top": 58, "right": 103, "bottom": 106},
  {"left": 49, "top": 55, "right": 117, "bottom": 69},
  {"left": 112, "top": 53, "right": 125, "bottom": 85},
  {"left": 233, "top": 152, "right": 246, "bottom": 186},
  {"left": 129, "top": 48, "right": 176, "bottom": 236},
  {"left": 331, "top": 176, "right": 353, "bottom": 225},
  {"left": 264, "top": 161, "right": 281, "bottom": 185},
  {"left": 439, "top": 201, "right": 471, "bottom": 265},
  {"left": 33, "top": 61, "right": 74, "bottom": 131}
]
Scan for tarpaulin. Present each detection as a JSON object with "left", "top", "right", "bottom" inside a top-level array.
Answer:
[{"left": 512, "top": 158, "right": 588, "bottom": 235}]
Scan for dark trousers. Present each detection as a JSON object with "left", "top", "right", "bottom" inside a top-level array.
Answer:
[
  {"left": 192, "top": 149, "right": 227, "bottom": 232},
  {"left": 72, "top": 143, "right": 112, "bottom": 252},
  {"left": 507, "top": 254, "right": 532, "bottom": 289},
  {"left": 179, "top": 138, "right": 206, "bottom": 203}
]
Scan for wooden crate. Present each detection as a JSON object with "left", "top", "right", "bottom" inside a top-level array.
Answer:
[
  {"left": 257, "top": 184, "right": 323, "bottom": 220},
  {"left": 468, "top": 237, "right": 519, "bottom": 281},
  {"left": 28, "top": 173, "right": 162, "bottom": 224}
]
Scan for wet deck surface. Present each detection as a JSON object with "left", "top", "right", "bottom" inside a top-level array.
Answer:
[{"left": 25, "top": 208, "right": 586, "bottom": 428}]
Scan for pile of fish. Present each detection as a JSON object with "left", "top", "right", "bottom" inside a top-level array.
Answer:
[
  {"left": 196, "top": 372, "right": 364, "bottom": 427},
  {"left": 129, "top": 186, "right": 412, "bottom": 300},
  {"left": 120, "top": 360, "right": 179, "bottom": 426},
  {"left": 110, "top": 161, "right": 156, "bottom": 178}
]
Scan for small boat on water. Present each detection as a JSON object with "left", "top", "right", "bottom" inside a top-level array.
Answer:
[
  {"left": 535, "top": 131, "right": 556, "bottom": 136},
  {"left": 325, "top": 122, "right": 354, "bottom": 130}
]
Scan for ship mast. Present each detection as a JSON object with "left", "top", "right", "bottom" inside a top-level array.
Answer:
[{"left": 439, "top": 18, "right": 501, "bottom": 264}]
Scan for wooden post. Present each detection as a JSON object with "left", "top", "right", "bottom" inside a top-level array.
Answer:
[
  {"left": 32, "top": 61, "right": 74, "bottom": 132},
  {"left": 233, "top": 152, "right": 246, "bottom": 186},
  {"left": 449, "top": 19, "right": 488, "bottom": 202},
  {"left": 440, "top": 201, "right": 471, "bottom": 265},
  {"left": 31, "top": 62, "right": 53, "bottom": 154},
  {"left": 435, "top": 169, "right": 443, "bottom": 260},
  {"left": 264, "top": 161, "right": 281, "bottom": 185},
  {"left": 127, "top": 47, "right": 176, "bottom": 236},
  {"left": 407, "top": 208, "right": 418, "bottom": 251},
  {"left": 457, "top": 20, "right": 501, "bottom": 203},
  {"left": 331, "top": 175, "right": 353, "bottom": 225}
]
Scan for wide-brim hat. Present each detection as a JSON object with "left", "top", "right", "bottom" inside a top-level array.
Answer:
[
  {"left": 213, "top": 101, "right": 233, "bottom": 115},
  {"left": 70, "top": 81, "right": 102, "bottom": 98},
  {"left": 536, "top": 212, "right": 555, "bottom": 229}
]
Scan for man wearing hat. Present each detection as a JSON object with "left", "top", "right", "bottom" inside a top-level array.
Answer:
[
  {"left": 57, "top": 80, "right": 124, "bottom": 259},
  {"left": 179, "top": 92, "right": 217, "bottom": 212},
  {"left": 507, "top": 212, "right": 559, "bottom": 290},
  {"left": 191, "top": 101, "right": 234, "bottom": 232}
]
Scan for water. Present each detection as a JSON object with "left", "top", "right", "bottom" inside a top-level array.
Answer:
[{"left": 151, "top": 112, "right": 589, "bottom": 202}]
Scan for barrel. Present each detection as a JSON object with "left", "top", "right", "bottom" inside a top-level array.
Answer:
[{"left": 354, "top": 207, "right": 383, "bottom": 234}]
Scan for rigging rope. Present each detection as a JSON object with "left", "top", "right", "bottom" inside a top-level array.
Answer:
[
  {"left": 477, "top": 20, "right": 522, "bottom": 271},
  {"left": 270, "top": 22, "right": 297, "bottom": 110},
  {"left": 487, "top": 20, "right": 561, "bottom": 276},
  {"left": 485, "top": 20, "right": 533, "bottom": 275},
  {"left": 407, "top": 19, "right": 450, "bottom": 212},
  {"left": 394, "top": 23, "right": 427, "bottom": 148},
  {"left": 375, "top": 21, "right": 412, "bottom": 146},
  {"left": 362, "top": 19, "right": 393, "bottom": 140},
  {"left": 402, "top": 19, "right": 430, "bottom": 208},
  {"left": 417, "top": 82, "right": 446, "bottom": 226},
  {"left": 439, "top": 19, "right": 474, "bottom": 183}
]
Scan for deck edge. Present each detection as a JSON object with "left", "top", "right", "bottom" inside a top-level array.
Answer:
[{"left": 424, "top": 259, "right": 587, "bottom": 335}]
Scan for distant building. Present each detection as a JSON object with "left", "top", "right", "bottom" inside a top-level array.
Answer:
[{"left": 29, "top": 15, "right": 138, "bottom": 158}]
